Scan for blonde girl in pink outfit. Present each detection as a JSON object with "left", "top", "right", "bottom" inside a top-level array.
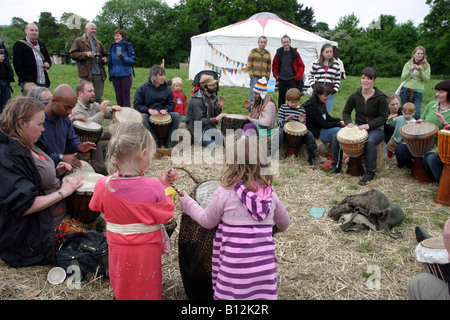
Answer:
[
  {"left": 89, "top": 122, "right": 178, "bottom": 300},
  {"left": 180, "top": 137, "right": 290, "bottom": 300}
]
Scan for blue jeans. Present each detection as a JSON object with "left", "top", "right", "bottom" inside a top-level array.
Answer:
[
  {"left": 423, "top": 152, "right": 444, "bottom": 183},
  {"left": 319, "top": 127, "right": 341, "bottom": 144},
  {"left": 395, "top": 143, "right": 414, "bottom": 169},
  {"left": 332, "top": 128, "right": 384, "bottom": 170},
  {"left": 400, "top": 87, "right": 423, "bottom": 120},
  {"left": 325, "top": 94, "right": 335, "bottom": 115},
  {"left": 249, "top": 77, "right": 259, "bottom": 103},
  {"left": 142, "top": 112, "right": 181, "bottom": 148},
  {"left": 202, "top": 126, "right": 223, "bottom": 149},
  {"left": 0, "top": 80, "right": 11, "bottom": 112}
]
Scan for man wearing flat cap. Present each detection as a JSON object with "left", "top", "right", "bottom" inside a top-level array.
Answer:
[{"left": 186, "top": 75, "right": 227, "bottom": 149}]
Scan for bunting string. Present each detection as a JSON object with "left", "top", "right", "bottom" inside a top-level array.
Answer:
[{"left": 206, "top": 39, "right": 248, "bottom": 75}]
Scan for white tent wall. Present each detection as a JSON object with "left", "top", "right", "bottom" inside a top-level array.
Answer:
[{"left": 188, "top": 13, "right": 338, "bottom": 88}]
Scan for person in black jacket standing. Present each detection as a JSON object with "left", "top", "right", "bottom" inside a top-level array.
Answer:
[
  {"left": 13, "top": 23, "right": 52, "bottom": 92},
  {"left": 0, "top": 39, "right": 15, "bottom": 112}
]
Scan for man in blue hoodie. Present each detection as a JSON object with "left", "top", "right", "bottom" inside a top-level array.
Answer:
[
  {"left": 37, "top": 84, "right": 96, "bottom": 169},
  {"left": 134, "top": 65, "right": 180, "bottom": 148}
]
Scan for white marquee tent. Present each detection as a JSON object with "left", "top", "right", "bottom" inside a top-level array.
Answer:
[{"left": 188, "top": 12, "right": 338, "bottom": 88}]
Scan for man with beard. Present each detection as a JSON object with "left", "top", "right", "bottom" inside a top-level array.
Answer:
[
  {"left": 186, "top": 75, "right": 227, "bottom": 149},
  {"left": 71, "top": 80, "right": 121, "bottom": 173},
  {"left": 36, "top": 84, "right": 96, "bottom": 169}
]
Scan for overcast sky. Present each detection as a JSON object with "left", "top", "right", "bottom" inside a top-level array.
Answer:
[{"left": 0, "top": 0, "right": 431, "bottom": 29}]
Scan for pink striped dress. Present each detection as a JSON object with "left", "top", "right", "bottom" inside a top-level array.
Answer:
[{"left": 180, "top": 182, "right": 290, "bottom": 300}]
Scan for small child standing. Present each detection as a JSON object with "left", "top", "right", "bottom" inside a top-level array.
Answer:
[
  {"left": 171, "top": 77, "right": 187, "bottom": 122},
  {"left": 89, "top": 122, "right": 178, "bottom": 300},
  {"left": 180, "top": 137, "right": 290, "bottom": 300},
  {"left": 386, "top": 102, "right": 416, "bottom": 158},
  {"left": 275, "top": 88, "right": 318, "bottom": 164}
]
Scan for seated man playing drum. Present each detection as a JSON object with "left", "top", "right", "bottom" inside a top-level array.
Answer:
[
  {"left": 134, "top": 65, "right": 180, "bottom": 148},
  {"left": 36, "top": 84, "right": 96, "bottom": 170},
  {"left": 186, "top": 75, "right": 227, "bottom": 149},
  {"left": 72, "top": 80, "right": 121, "bottom": 174},
  {"left": 329, "top": 67, "right": 389, "bottom": 186}
]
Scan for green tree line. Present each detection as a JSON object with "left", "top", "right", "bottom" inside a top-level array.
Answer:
[{"left": 0, "top": 0, "right": 448, "bottom": 77}]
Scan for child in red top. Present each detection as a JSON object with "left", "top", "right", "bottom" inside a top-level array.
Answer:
[
  {"left": 89, "top": 122, "right": 178, "bottom": 300},
  {"left": 171, "top": 77, "right": 187, "bottom": 122}
]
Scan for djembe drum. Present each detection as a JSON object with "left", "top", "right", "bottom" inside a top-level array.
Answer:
[
  {"left": 337, "top": 126, "right": 368, "bottom": 176},
  {"left": 400, "top": 122, "right": 439, "bottom": 182},
  {"left": 149, "top": 114, "right": 172, "bottom": 147},
  {"left": 415, "top": 237, "right": 449, "bottom": 283},
  {"left": 178, "top": 179, "right": 221, "bottom": 300},
  {"left": 65, "top": 169, "right": 105, "bottom": 230},
  {"left": 220, "top": 114, "right": 250, "bottom": 144},
  {"left": 112, "top": 107, "right": 143, "bottom": 126},
  {"left": 284, "top": 121, "right": 307, "bottom": 157},
  {"left": 435, "top": 129, "right": 450, "bottom": 206},
  {"left": 73, "top": 120, "right": 103, "bottom": 157}
]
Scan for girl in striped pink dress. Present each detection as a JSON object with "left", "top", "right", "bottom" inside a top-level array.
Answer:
[{"left": 180, "top": 137, "right": 290, "bottom": 300}]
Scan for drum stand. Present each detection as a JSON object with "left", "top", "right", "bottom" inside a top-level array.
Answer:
[
  {"left": 412, "top": 157, "right": 432, "bottom": 183},
  {"left": 435, "top": 164, "right": 450, "bottom": 206},
  {"left": 347, "top": 155, "right": 365, "bottom": 176},
  {"left": 286, "top": 146, "right": 299, "bottom": 158}
]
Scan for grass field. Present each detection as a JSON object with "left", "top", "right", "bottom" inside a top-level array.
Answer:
[{"left": 11, "top": 64, "right": 443, "bottom": 119}]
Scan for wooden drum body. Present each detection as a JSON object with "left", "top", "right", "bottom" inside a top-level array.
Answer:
[
  {"left": 73, "top": 120, "right": 103, "bottom": 145},
  {"left": 65, "top": 170, "right": 104, "bottom": 228},
  {"left": 400, "top": 122, "right": 439, "bottom": 182},
  {"left": 149, "top": 114, "right": 172, "bottom": 147},
  {"left": 73, "top": 120, "right": 103, "bottom": 158},
  {"left": 178, "top": 180, "right": 221, "bottom": 300},
  {"left": 415, "top": 237, "right": 449, "bottom": 283},
  {"left": 436, "top": 130, "right": 450, "bottom": 206},
  {"left": 220, "top": 114, "right": 250, "bottom": 143},
  {"left": 284, "top": 121, "right": 307, "bottom": 157},
  {"left": 337, "top": 127, "right": 368, "bottom": 176}
]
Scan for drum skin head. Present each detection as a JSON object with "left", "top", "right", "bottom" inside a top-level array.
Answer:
[
  {"left": 150, "top": 113, "right": 172, "bottom": 123},
  {"left": 401, "top": 122, "right": 439, "bottom": 138},
  {"left": 421, "top": 237, "right": 445, "bottom": 250},
  {"left": 337, "top": 126, "right": 368, "bottom": 142},
  {"left": 73, "top": 120, "right": 102, "bottom": 131},
  {"left": 284, "top": 121, "right": 306, "bottom": 134},
  {"left": 114, "top": 107, "right": 143, "bottom": 123},
  {"left": 225, "top": 114, "right": 247, "bottom": 120}
]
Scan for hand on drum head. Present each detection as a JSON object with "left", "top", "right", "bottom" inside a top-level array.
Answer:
[
  {"left": 159, "top": 109, "right": 168, "bottom": 115},
  {"left": 216, "top": 113, "right": 228, "bottom": 121},
  {"left": 298, "top": 114, "right": 306, "bottom": 123},
  {"left": 444, "top": 220, "right": 450, "bottom": 261},
  {"left": 159, "top": 166, "right": 178, "bottom": 186},
  {"left": 56, "top": 161, "right": 72, "bottom": 176},
  {"left": 358, "top": 124, "right": 370, "bottom": 131},
  {"left": 78, "top": 141, "right": 96, "bottom": 153},
  {"left": 61, "top": 175, "right": 84, "bottom": 198},
  {"left": 61, "top": 153, "right": 82, "bottom": 169}
]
